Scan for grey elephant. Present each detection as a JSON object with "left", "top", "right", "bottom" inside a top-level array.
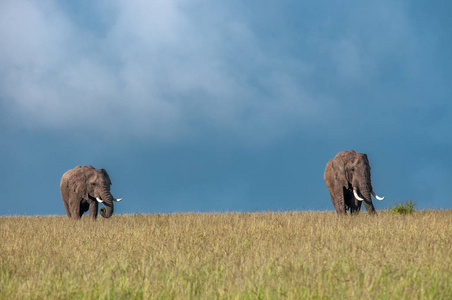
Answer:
[
  {"left": 324, "top": 150, "right": 384, "bottom": 214},
  {"left": 60, "top": 165, "right": 123, "bottom": 219}
]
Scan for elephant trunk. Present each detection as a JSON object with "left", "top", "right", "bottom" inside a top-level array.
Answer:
[
  {"left": 99, "top": 188, "right": 114, "bottom": 218},
  {"left": 359, "top": 183, "right": 376, "bottom": 215}
]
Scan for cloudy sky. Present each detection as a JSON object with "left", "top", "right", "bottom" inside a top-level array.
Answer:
[{"left": 1, "top": 0, "right": 451, "bottom": 215}]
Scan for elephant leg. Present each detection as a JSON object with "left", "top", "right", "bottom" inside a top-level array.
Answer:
[
  {"left": 80, "top": 201, "right": 89, "bottom": 218},
  {"left": 63, "top": 200, "right": 71, "bottom": 218},
  {"left": 88, "top": 201, "right": 99, "bottom": 219},
  {"left": 350, "top": 204, "right": 359, "bottom": 214},
  {"left": 344, "top": 188, "right": 355, "bottom": 214},
  {"left": 350, "top": 197, "right": 362, "bottom": 215},
  {"left": 69, "top": 199, "right": 82, "bottom": 220},
  {"left": 332, "top": 188, "right": 346, "bottom": 214},
  {"left": 356, "top": 200, "right": 362, "bottom": 213}
]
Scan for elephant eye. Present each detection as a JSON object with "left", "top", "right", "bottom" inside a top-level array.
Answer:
[{"left": 91, "top": 182, "right": 96, "bottom": 186}]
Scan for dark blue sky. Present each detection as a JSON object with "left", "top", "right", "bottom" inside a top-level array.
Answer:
[{"left": 1, "top": 1, "right": 451, "bottom": 215}]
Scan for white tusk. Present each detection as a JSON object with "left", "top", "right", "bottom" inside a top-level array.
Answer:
[
  {"left": 372, "top": 191, "right": 385, "bottom": 201},
  {"left": 96, "top": 197, "right": 103, "bottom": 203},
  {"left": 353, "top": 188, "right": 364, "bottom": 201},
  {"left": 114, "top": 198, "right": 122, "bottom": 202}
]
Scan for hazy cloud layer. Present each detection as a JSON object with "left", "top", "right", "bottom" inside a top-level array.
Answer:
[
  {"left": 0, "top": 1, "right": 315, "bottom": 141},
  {"left": 1, "top": 1, "right": 449, "bottom": 144}
]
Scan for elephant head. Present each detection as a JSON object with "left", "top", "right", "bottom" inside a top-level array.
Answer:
[
  {"left": 61, "top": 165, "right": 123, "bottom": 219},
  {"left": 324, "top": 150, "right": 384, "bottom": 214}
]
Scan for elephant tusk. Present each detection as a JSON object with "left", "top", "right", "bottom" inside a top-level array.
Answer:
[
  {"left": 96, "top": 197, "right": 104, "bottom": 203},
  {"left": 114, "top": 198, "right": 122, "bottom": 202},
  {"left": 353, "top": 188, "right": 364, "bottom": 201},
  {"left": 372, "top": 191, "right": 385, "bottom": 201}
]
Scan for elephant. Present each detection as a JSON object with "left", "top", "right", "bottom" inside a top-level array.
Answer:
[
  {"left": 60, "top": 165, "right": 123, "bottom": 219},
  {"left": 324, "top": 150, "right": 384, "bottom": 214}
]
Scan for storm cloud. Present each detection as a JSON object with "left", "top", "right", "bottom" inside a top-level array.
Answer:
[{"left": 1, "top": 1, "right": 434, "bottom": 142}]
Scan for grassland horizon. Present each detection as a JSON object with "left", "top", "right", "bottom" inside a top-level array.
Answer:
[{"left": 1, "top": 210, "right": 451, "bottom": 299}]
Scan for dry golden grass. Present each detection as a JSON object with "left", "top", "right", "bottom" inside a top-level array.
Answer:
[{"left": 0, "top": 211, "right": 451, "bottom": 299}]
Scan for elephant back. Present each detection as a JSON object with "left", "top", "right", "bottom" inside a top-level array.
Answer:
[{"left": 60, "top": 165, "right": 94, "bottom": 200}]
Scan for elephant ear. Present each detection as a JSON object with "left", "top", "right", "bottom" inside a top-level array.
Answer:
[
  {"left": 100, "top": 168, "right": 112, "bottom": 186},
  {"left": 362, "top": 153, "right": 370, "bottom": 169},
  {"left": 331, "top": 159, "right": 347, "bottom": 187},
  {"left": 68, "top": 166, "right": 89, "bottom": 200}
]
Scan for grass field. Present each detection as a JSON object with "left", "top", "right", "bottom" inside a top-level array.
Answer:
[{"left": 1, "top": 211, "right": 451, "bottom": 299}]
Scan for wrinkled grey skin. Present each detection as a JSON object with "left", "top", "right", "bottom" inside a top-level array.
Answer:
[
  {"left": 324, "top": 150, "right": 382, "bottom": 214},
  {"left": 60, "top": 165, "right": 118, "bottom": 219}
]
